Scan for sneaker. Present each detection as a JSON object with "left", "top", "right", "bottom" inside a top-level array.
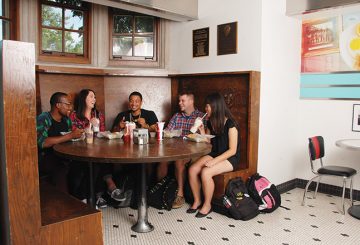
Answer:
[
  {"left": 96, "top": 197, "right": 107, "bottom": 209},
  {"left": 108, "top": 188, "right": 126, "bottom": 202},
  {"left": 172, "top": 195, "right": 185, "bottom": 209}
]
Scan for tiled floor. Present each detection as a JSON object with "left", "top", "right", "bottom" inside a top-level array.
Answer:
[{"left": 102, "top": 188, "right": 360, "bottom": 245}]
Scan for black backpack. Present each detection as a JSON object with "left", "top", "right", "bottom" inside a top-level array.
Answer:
[
  {"left": 246, "top": 173, "right": 281, "bottom": 213},
  {"left": 147, "top": 176, "right": 178, "bottom": 211},
  {"left": 223, "top": 177, "right": 259, "bottom": 221}
]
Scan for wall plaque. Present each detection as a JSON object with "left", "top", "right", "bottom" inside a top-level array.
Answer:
[
  {"left": 217, "top": 22, "right": 237, "bottom": 55},
  {"left": 193, "top": 27, "right": 209, "bottom": 57}
]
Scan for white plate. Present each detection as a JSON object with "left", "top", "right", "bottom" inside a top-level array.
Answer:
[
  {"left": 60, "top": 131, "right": 85, "bottom": 141},
  {"left": 339, "top": 23, "right": 360, "bottom": 70},
  {"left": 97, "top": 131, "right": 123, "bottom": 139}
]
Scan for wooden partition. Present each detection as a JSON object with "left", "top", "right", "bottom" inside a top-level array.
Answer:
[
  {"left": 0, "top": 41, "right": 103, "bottom": 245},
  {"left": 171, "top": 71, "right": 260, "bottom": 199}
]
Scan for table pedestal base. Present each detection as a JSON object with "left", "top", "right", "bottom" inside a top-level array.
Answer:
[
  {"left": 348, "top": 205, "right": 360, "bottom": 219},
  {"left": 131, "top": 163, "right": 154, "bottom": 233}
]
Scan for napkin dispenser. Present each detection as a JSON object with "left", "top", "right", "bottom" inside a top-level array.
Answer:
[{"left": 133, "top": 128, "right": 149, "bottom": 145}]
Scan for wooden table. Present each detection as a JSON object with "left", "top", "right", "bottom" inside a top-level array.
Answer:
[
  {"left": 54, "top": 137, "right": 211, "bottom": 232},
  {"left": 336, "top": 139, "right": 360, "bottom": 219}
]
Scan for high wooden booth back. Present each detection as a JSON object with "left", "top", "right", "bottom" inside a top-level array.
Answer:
[
  {"left": 0, "top": 41, "right": 103, "bottom": 245},
  {"left": 171, "top": 71, "right": 260, "bottom": 199}
]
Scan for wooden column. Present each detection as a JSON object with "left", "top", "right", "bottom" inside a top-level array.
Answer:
[{"left": 0, "top": 40, "right": 41, "bottom": 244}]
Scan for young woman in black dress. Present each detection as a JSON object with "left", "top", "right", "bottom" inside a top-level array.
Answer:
[{"left": 188, "top": 92, "right": 240, "bottom": 218}]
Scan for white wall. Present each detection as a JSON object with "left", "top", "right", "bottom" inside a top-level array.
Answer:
[
  {"left": 168, "top": 0, "right": 262, "bottom": 74},
  {"left": 258, "top": 0, "right": 301, "bottom": 185}
]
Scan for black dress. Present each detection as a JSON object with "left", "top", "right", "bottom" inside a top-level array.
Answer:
[{"left": 208, "top": 119, "right": 240, "bottom": 170}]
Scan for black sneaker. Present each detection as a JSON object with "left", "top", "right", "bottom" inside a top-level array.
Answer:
[
  {"left": 96, "top": 196, "right": 108, "bottom": 209},
  {"left": 108, "top": 188, "right": 126, "bottom": 202}
]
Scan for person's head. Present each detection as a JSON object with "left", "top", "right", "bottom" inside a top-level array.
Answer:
[
  {"left": 205, "top": 92, "right": 237, "bottom": 134},
  {"left": 76, "top": 89, "right": 97, "bottom": 119},
  {"left": 128, "top": 91, "right": 143, "bottom": 113},
  {"left": 178, "top": 91, "right": 195, "bottom": 114},
  {"left": 49, "top": 92, "right": 72, "bottom": 117}
]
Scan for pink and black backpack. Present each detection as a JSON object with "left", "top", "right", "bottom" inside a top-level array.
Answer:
[{"left": 246, "top": 173, "right": 281, "bottom": 213}]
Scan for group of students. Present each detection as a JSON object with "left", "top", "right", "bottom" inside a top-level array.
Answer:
[{"left": 37, "top": 89, "right": 240, "bottom": 218}]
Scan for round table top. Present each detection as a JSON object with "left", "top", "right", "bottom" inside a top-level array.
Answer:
[
  {"left": 53, "top": 137, "right": 212, "bottom": 163},
  {"left": 335, "top": 139, "right": 360, "bottom": 151}
]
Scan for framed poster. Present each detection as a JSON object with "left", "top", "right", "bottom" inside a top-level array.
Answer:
[
  {"left": 217, "top": 22, "right": 237, "bottom": 55},
  {"left": 352, "top": 104, "right": 360, "bottom": 132},
  {"left": 193, "top": 27, "right": 209, "bottom": 57}
]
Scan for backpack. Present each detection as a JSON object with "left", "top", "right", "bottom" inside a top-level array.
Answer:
[
  {"left": 147, "top": 176, "right": 178, "bottom": 211},
  {"left": 223, "top": 177, "right": 259, "bottom": 221},
  {"left": 246, "top": 173, "right": 281, "bottom": 213}
]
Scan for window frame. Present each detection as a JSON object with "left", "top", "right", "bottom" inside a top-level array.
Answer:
[
  {"left": 108, "top": 8, "right": 160, "bottom": 67},
  {"left": 38, "top": 0, "right": 91, "bottom": 64},
  {"left": 0, "top": 0, "right": 18, "bottom": 40}
]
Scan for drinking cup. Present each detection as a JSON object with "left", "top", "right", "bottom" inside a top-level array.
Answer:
[
  {"left": 190, "top": 117, "right": 203, "bottom": 133},
  {"left": 150, "top": 132, "right": 156, "bottom": 138},
  {"left": 85, "top": 132, "right": 94, "bottom": 144}
]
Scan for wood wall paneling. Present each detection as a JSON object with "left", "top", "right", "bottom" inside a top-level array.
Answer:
[
  {"left": 0, "top": 40, "right": 41, "bottom": 244},
  {"left": 104, "top": 77, "right": 172, "bottom": 129}
]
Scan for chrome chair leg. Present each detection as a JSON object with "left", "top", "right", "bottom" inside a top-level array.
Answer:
[
  {"left": 350, "top": 177, "right": 354, "bottom": 206},
  {"left": 302, "top": 176, "right": 319, "bottom": 206},
  {"left": 341, "top": 178, "right": 346, "bottom": 215},
  {"left": 314, "top": 176, "right": 322, "bottom": 199}
]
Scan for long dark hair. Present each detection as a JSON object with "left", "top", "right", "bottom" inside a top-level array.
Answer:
[
  {"left": 205, "top": 92, "right": 238, "bottom": 135},
  {"left": 76, "top": 89, "right": 98, "bottom": 120}
]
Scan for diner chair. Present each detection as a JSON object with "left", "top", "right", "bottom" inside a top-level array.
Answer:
[{"left": 302, "top": 136, "right": 357, "bottom": 214}]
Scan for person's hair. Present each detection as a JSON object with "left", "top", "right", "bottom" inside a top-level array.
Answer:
[
  {"left": 205, "top": 92, "right": 238, "bottom": 134},
  {"left": 76, "top": 89, "right": 98, "bottom": 120},
  {"left": 50, "top": 92, "right": 68, "bottom": 108},
  {"left": 129, "top": 91, "right": 143, "bottom": 101},
  {"left": 178, "top": 91, "right": 194, "bottom": 101}
]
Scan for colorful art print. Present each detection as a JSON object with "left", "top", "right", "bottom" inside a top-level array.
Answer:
[
  {"left": 302, "top": 17, "right": 339, "bottom": 58},
  {"left": 193, "top": 27, "right": 209, "bottom": 57},
  {"left": 217, "top": 22, "right": 237, "bottom": 55}
]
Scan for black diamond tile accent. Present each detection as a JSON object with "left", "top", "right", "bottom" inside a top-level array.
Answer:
[
  {"left": 313, "top": 238, "right": 321, "bottom": 242},
  {"left": 165, "top": 231, "right": 172, "bottom": 235},
  {"left": 131, "top": 235, "right": 137, "bottom": 238},
  {"left": 200, "top": 227, "right": 207, "bottom": 231},
  {"left": 311, "top": 225, "right": 318, "bottom": 228},
  {"left": 254, "top": 233, "right": 261, "bottom": 237},
  {"left": 113, "top": 225, "right": 119, "bottom": 228},
  {"left": 177, "top": 219, "right": 183, "bottom": 222},
  {"left": 330, "top": 202, "right": 336, "bottom": 205},
  {"left": 282, "top": 243, "right": 289, "bottom": 245},
  {"left": 309, "top": 214, "right": 316, "bottom": 217},
  {"left": 206, "top": 216, "right": 212, "bottom": 219},
  {"left": 307, "top": 205, "right": 315, "bottom": 207},
  {"left": 336, "top": 221, "right": 344, "bottom": 224},
  {"left": 158, "top": 212, "right": 164, "bottom": 214},
  {"left": 285, "top": 199, "right": 291, "bottom": 202},
  {"left": 332, "top": 211, "right": 339, "bottom": 214},
  {"left": 283, "top": 229, "right": 291, "bottom": 232},
  {"left": 307, "top": 197, "right": 312, "bottom": 199},
  {"left": 340, "top": 233, "right": 349, "bottom": 237},
  {"left": 222, "top": 237, "right": 229, "bottom": 241},
  {"left": 229, "top": 224, "right": 235, "bottom": 227},
  {"left": 187, "top": 242, "right": 195, "bottom": 245},
  {"left": 286, "top": 192, "right": 291, "bottom": 194},
  {"left": 128, "top": 214, "right": 134, "bottom": 217},
  {"left": 257, "top": 221, "right": 264, "bottom": 224},
  {"left": 284, "top": 217, "right": 291, "bottom": 220}
]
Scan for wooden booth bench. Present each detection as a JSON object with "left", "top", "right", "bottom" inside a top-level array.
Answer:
[{"left": 170, "top": 71, "right": 260, "bottom": 204}]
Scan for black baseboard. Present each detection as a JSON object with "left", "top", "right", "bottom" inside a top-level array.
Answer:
[{"left": 276, "top": 178, "right": 360, "bottom": 201}]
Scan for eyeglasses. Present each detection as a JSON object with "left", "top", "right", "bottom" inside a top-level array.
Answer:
[{"left": 57, "top": 101, "right": 72, "bottom": 106}]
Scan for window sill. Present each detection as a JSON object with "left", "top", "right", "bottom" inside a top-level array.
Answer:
[{"left": 35, "top": 64, "right": 169, "bottom": 77}]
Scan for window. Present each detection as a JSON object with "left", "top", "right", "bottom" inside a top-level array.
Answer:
[
  {"left": 110, "top": 9, "right": 158, "bottom": 62},
  {"left": 0, "top": 0, "right": 16, "bottom": 40},
  {"left": 39, "top": 0, "right": 90, "bottom": 63}
]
